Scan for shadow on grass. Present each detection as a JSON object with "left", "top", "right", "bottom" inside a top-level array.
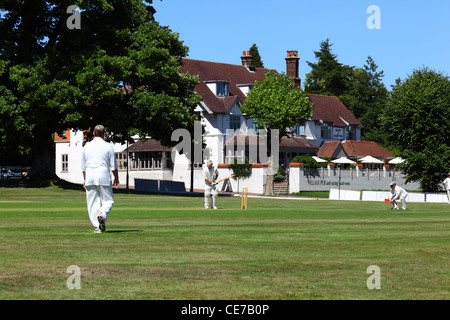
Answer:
[
  {"left": 0, "top": 176, "right": 84, "bottom": 190},
  {"left": 105, "top": 230, "right": 142, "bottom": 233}
]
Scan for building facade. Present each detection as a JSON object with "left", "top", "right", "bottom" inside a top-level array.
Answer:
[{"left": 55, "top": 50, "right": 376, "bottom": 192}]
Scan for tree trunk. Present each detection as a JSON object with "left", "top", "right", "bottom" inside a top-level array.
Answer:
[
  {"left": 28, "top": 131, "right": 57, "bottom": 182},
  {"left": 264, "top": 155, "right": 275, "bottom": 196},
  {"left": 264, "top": 174, "right": 274, "bottom": 196}
]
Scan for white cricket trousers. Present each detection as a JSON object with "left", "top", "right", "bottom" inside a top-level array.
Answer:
[
  {"left": 85, "top": 185, "right": 114, "bottom": 228},
  {"left": 392, "top": 194, "right": 407, "bottom": 210},
  {"left": 204, "top": 187, "right": 218, "bottom": 208}
]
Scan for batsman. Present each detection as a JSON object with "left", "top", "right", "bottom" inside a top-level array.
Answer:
[{"left": 204, "top": 160, "right": 219, "bottom": 209}]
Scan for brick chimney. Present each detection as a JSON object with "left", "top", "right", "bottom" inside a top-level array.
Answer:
[
  {"left": 286, "top": 50, "right": 300, "bottom": 88},
  {"left": 241, "top": 50, "right": 252, "bottom": 68}
]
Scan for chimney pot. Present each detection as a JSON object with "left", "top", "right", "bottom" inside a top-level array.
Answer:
[
  {"left": 241, "top": 50, "right": 252, "bottom": 68},
  {"left": 286, "top": 50, "right": 300, "bottom": 88}
]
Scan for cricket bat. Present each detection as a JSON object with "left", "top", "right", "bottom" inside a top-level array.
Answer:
[{"left": 213, "top": 175, "right": 234, "bottom": 186}]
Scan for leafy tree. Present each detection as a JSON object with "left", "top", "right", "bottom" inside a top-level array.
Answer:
[
  {"left": 305, "top": 40, "right": 389, "bottom": 145},
  {"left": 249, "top": 43, "right": 264, "bottom": 68},
  {"left": 380, "top": 67, "right": 450, "bottom": 192},
  {"left": 240, "top": 71, "right": 312, "bottom": 195},
  {"left": 340, "top": 56, "right": 388, "bottom": 141},
  {"left": 242, "top": 71, "right": 312, "bottom": 138},
  {"left": 0, "top": 0, "right": 201, "bottom": 180},
  {"left": 229, "top": 157, "right": 253, "bottom": 191},
  {"left": 304, "top": 38, "right": 353, "bottom": 97}
]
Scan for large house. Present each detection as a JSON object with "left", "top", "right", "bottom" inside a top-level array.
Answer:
[{"left": 54, "top": 50, "right": 380, "bottom": 190}]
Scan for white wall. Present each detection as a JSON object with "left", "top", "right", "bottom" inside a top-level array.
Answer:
[
  {"left": 331, "top": 189, "right": 449, "bottom": 203},
  {"left": 55, "top": 129, "right": 85, "bottom": 184}
]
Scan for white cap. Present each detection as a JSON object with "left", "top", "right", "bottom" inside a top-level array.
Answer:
[{"left": 389, "top": 182, "right": 396, "bottom": 186}]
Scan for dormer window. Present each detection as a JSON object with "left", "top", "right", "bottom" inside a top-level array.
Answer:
[
  {"left": 237, "top": 84, "right": 254, "bottom": 96},
  {"left": 204, "top": 80, "right": 230, "bottom": 97},
  {"left": 216, "top": 82, "right": 229, "bottom": 96}
]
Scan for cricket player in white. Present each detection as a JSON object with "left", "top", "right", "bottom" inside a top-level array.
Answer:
[
  {"left": 204, "top": 160, "right": 219, "bottom": 209},
  {"left": 389, "top": 182, "right": 408, "bottom": 210},
  {"left": 443, "top": 173, "right": 450, "bottom": 204},
  {"left": 81, "top": 125, "right": 120, "bottom": 233}
]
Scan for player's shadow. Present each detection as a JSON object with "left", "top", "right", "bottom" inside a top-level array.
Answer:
[{"left": 105, "top": 230, "right": 142, "bottom": 233}]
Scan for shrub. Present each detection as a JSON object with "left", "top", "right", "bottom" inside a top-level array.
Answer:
[{"left": 291, "top": 155, "right": 318, "bottom": 168}]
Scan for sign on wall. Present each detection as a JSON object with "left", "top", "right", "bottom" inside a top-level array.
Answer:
[{"left": 333, "top": 127, "right": 344, "bottom": 140}]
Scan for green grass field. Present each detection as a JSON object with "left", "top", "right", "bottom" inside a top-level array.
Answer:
[{"left": 0, "top": 186, "right": 448, "bottom": 300}]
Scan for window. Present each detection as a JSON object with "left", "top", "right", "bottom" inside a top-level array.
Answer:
[
  {"left": 296, "top": 124, "right": 305, "bottom": 136},
  {"left": 216, "top": 82, "right": 229, "bottom": 96},
  {"left": 129, "top": 151, "right": 170, "bottom": 170},
  {"left": 230, "top": 115, "right": 241, "bottom": 130},
  {"left": 165, "top": 152, "right": 174, "bottom": 169},
  {"left": 140, "top": 152, "right": 152, "bottom": 169},
  {"left": 116, "top": 152, "right": 127, "bottom": 170},
  {"left": 321, "top": 123, "right": 332, "bottom": 139},
  {"left": 61, "top": 154, "right": 68, "bottom": 172},
  {"left": 347, "top": 126, "right": 356, "bottom": 140}
]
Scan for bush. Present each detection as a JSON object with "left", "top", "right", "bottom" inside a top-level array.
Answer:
[
  {"left": 274, "top": 166, "right": 286, "bottom": 182},
  {"left": 229, "top": 158, "right": 252, "bottom": 180}
]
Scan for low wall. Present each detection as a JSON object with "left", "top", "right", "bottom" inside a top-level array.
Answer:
[
  {"left": 215, "top": 165, "right": 267, "bottom": 194},
  {"left": 329, "top": 188, "right": 449, "bottom": 203},
  {"left": 289, "top": 165, "right": 421, "bottom": 193}
]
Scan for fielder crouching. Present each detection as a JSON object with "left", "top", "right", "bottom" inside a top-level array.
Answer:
[
  {"left": 389, "top": 181, "right": 408, "bottom": 210},
  {"left": 204, "top": 160, "right": 219, "bottom": 210}
]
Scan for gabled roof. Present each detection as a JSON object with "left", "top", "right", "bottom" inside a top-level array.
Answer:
[
  {"left": 318, "top": 140, "right": 393, "bottom": 160},
  {"left": 181, "top": 58, "right": 277, "bottom": 113},
  {"left": 317, "top": 141, "right": 343, "bottom": 158},
  {"left": 341, "top": 140, "right": 393, "bottom": 159},
  {"left": 307, "top": 94, "right": 363, "bottom": 128}
]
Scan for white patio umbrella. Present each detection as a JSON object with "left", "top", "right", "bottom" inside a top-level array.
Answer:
[
  {"left": 359, "top": 155, "right": 384, "bottom": 164},
  {"left": 312, "top": 156, "right": 327, "bottom": 163},
  {"left": 331, "top": 157, "right": 356, "bottom": 164},
  {"left": 388, "top": 157, "right": 405, "bottom": 164}
]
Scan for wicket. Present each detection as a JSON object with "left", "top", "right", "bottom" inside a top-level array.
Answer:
[{"left": 241, "top": 187, "right": 248, "bottom": 209}]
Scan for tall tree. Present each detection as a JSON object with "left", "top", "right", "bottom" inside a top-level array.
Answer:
[
  {"left": 249, "top": 43, "right": 264, "bottom": 68},
  {"left": 304, "top": 38, "right": 353, "bottom": 97},
  {"left": 305, "top": 40, "right": 389, "bottom": 145},
  {"left": 240, "top": 71, "right": 312, "bottom": 195},
  {"left": 340, "top": 56, "right": 388, "bottom": 142},
  {"left": 0, "top": 1, "right": 201, "bottom": 180},
  {"left": 380, "top": 67, "right": 450, "bottom": 192}
]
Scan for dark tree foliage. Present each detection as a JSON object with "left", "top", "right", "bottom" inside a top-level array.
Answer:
[{"left": 0, "top": 0, "right": 201, "bottom": 179}]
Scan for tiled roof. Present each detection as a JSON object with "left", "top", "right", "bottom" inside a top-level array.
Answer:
[
  {"left": 307, "top": 94, "right": 363, "bottom": 127},
  {"left": 280, "top": 137, "right": 318, "bottom": 151},
  {"left": 224, "top": 134, "right": 318, "bottom": 152},
  {"left": 318, "top": 140, "right": 393, "bottom": 159},
  {"left": 317, "top": 141, "right": 343, "bottom": 158},
  {"left": 180, "top": 58, "right": 277, "bottom": 113},
  {"left": 128, "top": 139, "right": 172, "bottom": 152},
  {"left": 342, "top": 140, "right": 394, "bottom": 159}
]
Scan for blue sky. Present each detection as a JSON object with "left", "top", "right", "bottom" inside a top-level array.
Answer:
[{"left": 152, "top": 0, "right": 450, "bottom": 89}]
